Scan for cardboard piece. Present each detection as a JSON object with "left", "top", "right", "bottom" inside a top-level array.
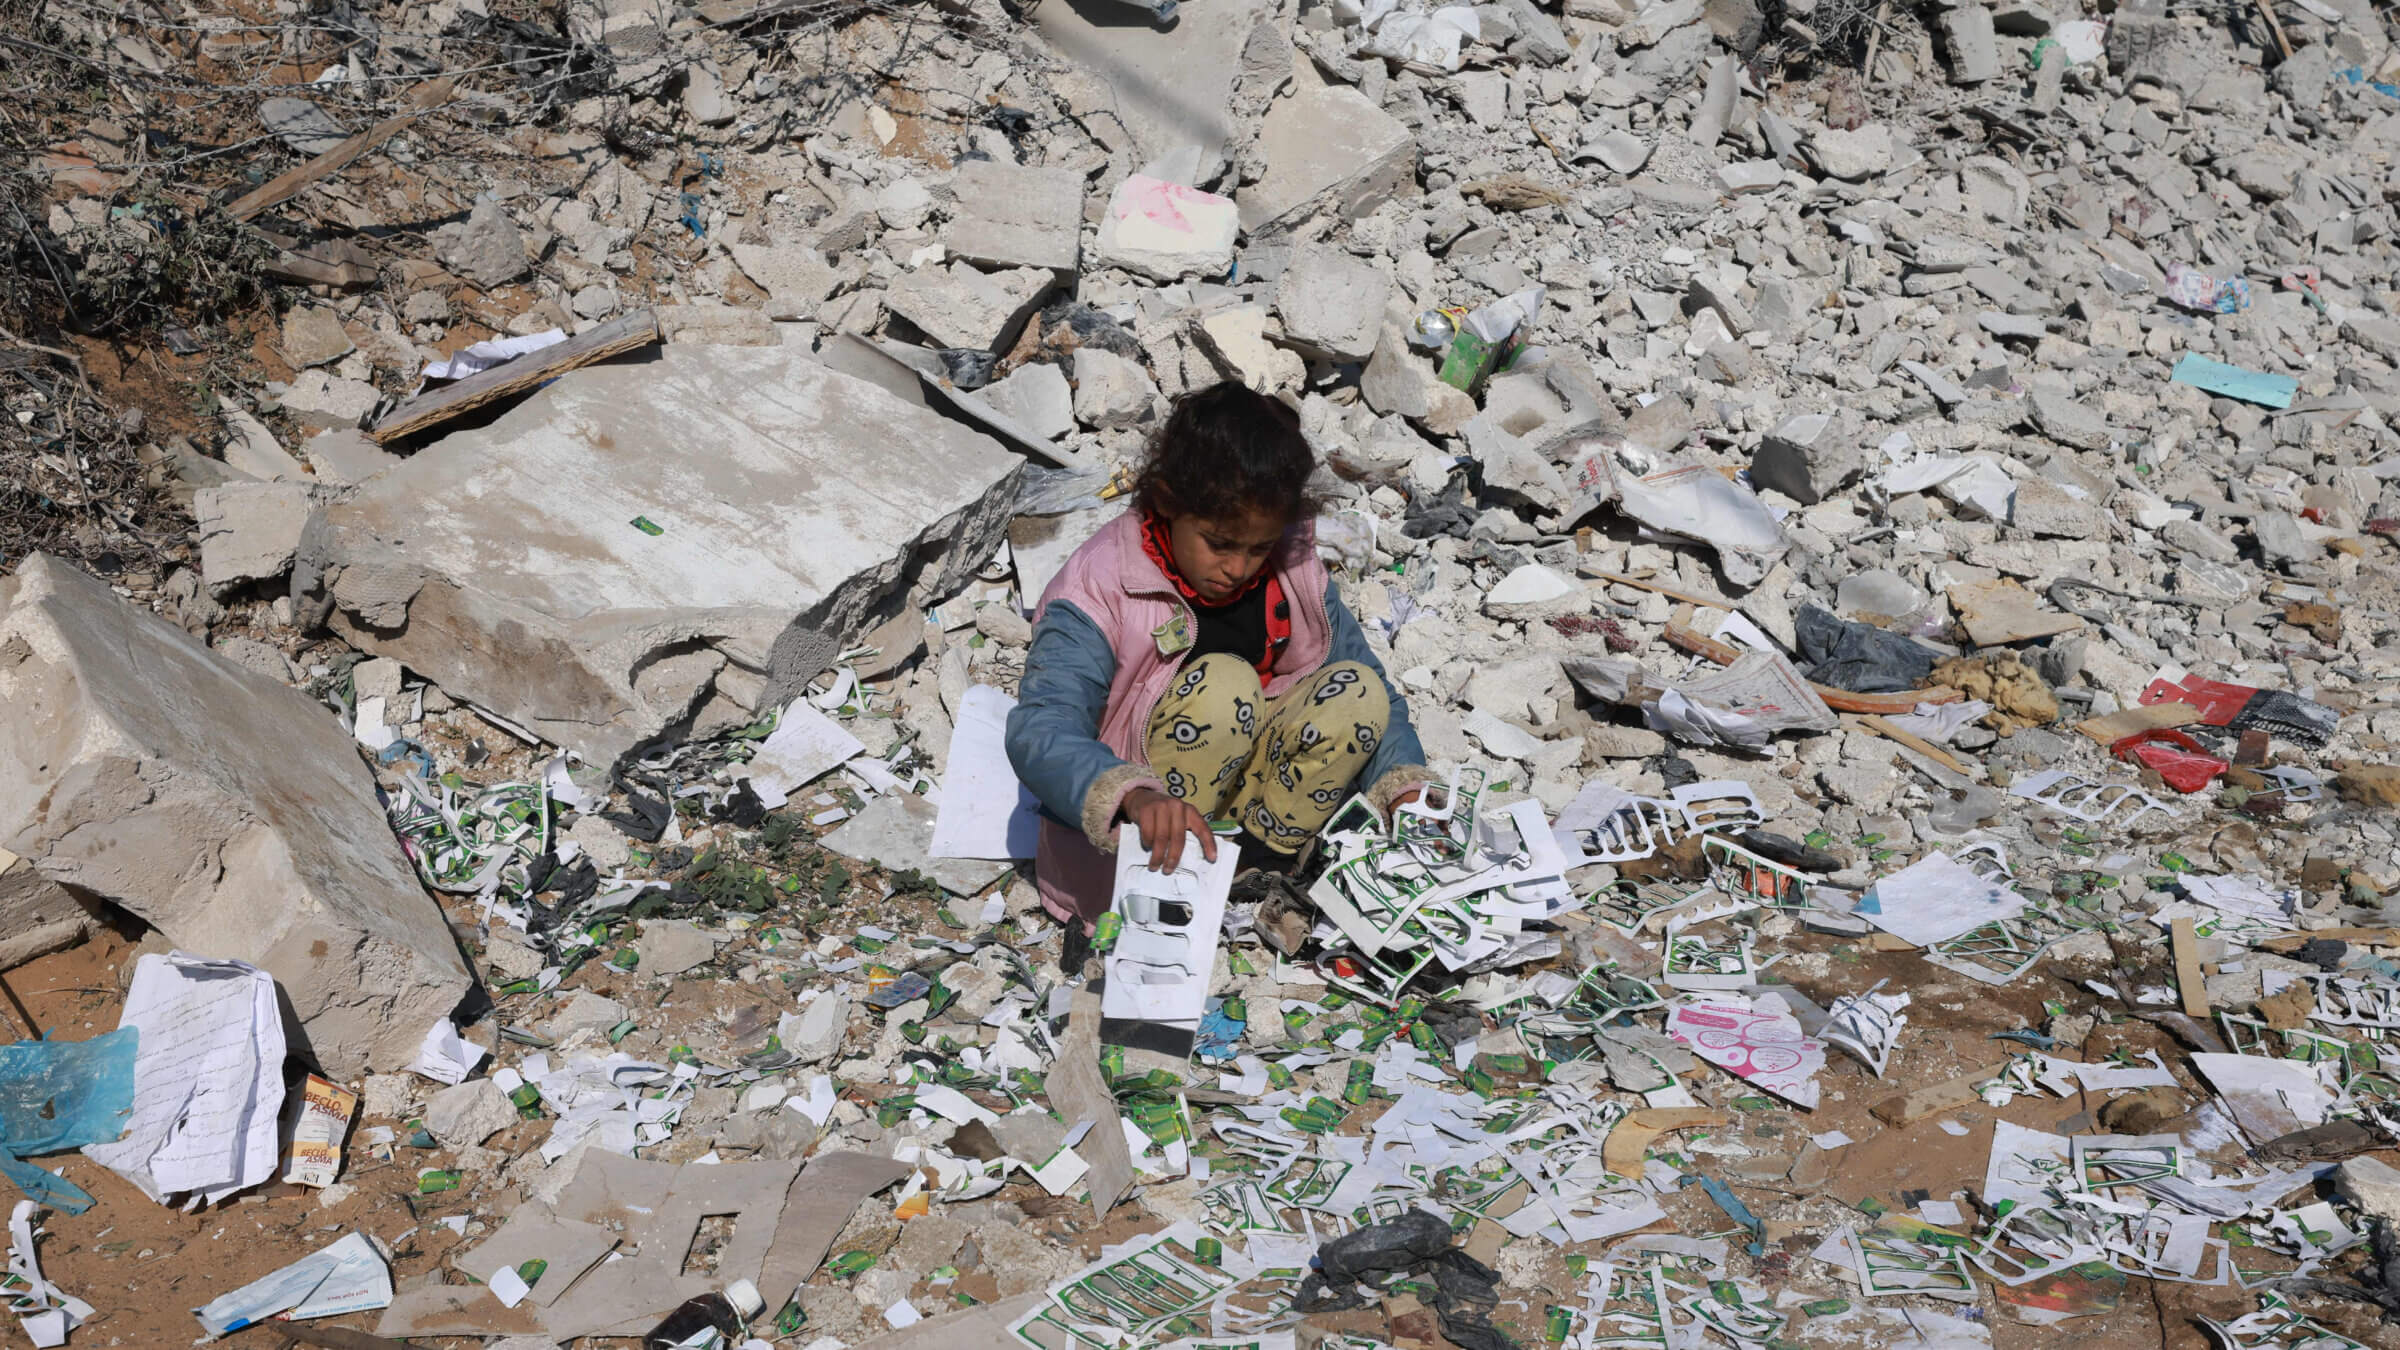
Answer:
[
  {"left": 1051, "top": 991, "right": 1138, "bottom": 1221},
  {"left": 450, "top": 1200, "right": 619, "bottom": 1308},
  {"left": 757, "top": 1151, "right": 915, "bottom": 1303}
]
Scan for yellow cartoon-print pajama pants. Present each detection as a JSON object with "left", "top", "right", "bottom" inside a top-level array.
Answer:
[{"left": 1144, "top": 653, "right": 1390, "bottom": 855}]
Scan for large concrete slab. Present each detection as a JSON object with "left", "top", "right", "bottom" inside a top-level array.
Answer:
[
  {"left": 1032, "top": 0, "right": 1276, "bottom": 170},
  {"left": 293, "top": 345, "right": 1025, "bottom": 767},
  {"left": 1238, "top": 76, "right": 1417, "bottom": 236},
  {"left": 0, "top": 554, "right": 472, "bottom": 1078}
]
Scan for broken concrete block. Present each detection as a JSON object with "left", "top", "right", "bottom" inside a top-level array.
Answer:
[
  {"left": 1362, "top": 319, "right": 1476, "bottom": 433},
  {"left": 635, "top": 918, "right": 720, "bottom": 976},
  {"left": 195, "top": 481, "right": 316, "bottom": 593},
  {"left": 1702, "top": 0, "right": 1765, "bottom": 50},
  {"left": 0, "top": 554, "right": 472, "bottom": 1079},
  {"left": 1808, "top": 123, "right": 1893, "bottom": 180},
  {"left": 1940, "top": 5, "right": 2003, "bottom": 84},
  {"left": 425, "top": 1078, "right": 518, "bottom": 1148},
  {"left": 790, "top": 989, "right": 848, "bottom": 1065},
  {"left": 2337, "top": 1154, "right": 2400, "bottom": 1226},
  {"left": 283, "top": 369, "right": 381, "bottom": 433},
  {"left": 942, "top": 161, "right": 1085, "bottom": 273},
  {"left": 884, "top": 263, "right": 1054, "bottom": 353},
  {"left": 657, "top": 304, "right": 780, "bottom": 346},
  {"left": 295, "top": 344, "right": 1023, "bottom": 768},
  {"left": 432, "top": 194, "right": 529, "bottom": 290},
  {"left": 1071, "top": 348, "right": 1158, "bottom": 430},
  {"left": 729, "top": 245, "right": 838, "bottom": 314},
  {"left": 221, "top": 406, "right": 306, "bottom": 480},
  {"left": 1750, "top": 412, "right": 1867, "bottom": 505},
  {"left": 299, "top": 429, "right": 402, "bottom": 485},
  {"left": 822, "top": 792, "right": 1008, "bottom": 896},
  {"left": 1194, "top": 306, "right": 1306, "bottom": 392},
  {"left": 2025, "top": 387, "right": 2113, "bottom": 451},
  {"left": 1687, "top": 274, "right": 1753, "bottom": 337},
  {"left": 1094, "top": 175, "right": 1239, "bottom": 282},
  {"left": 1239, "top": 80, "right": 1416, "bottom": 236},
  {"left": 0, "top": 856, "right": 96, "bottom": 971},
  {"left": 281, "top": 305, "right": 354, "bottom": 368},
  {"left": 1273, "top": 244, "right": 1390, "bottom": 362},
  {"left": 978, "top": 361, "right": 1076, "bottom": 441},
  {"left": 1483, "top": 563, "right": 1585, "bottom": 620}
]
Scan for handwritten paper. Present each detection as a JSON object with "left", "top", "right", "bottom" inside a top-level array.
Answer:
[{"left": 84, "top": 952, "right": 285, "bottom": 1206}]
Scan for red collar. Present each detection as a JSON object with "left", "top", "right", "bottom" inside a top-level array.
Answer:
[{"left": 1139, "top": 511, "right": 1271, "bottom": 609}]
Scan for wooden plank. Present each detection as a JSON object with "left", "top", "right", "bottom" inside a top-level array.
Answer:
[
  {"left": 1661, "top": 613, "right": 1962, "bottom": 715},
  {"left": 1869, "top": 1058, "right": 2011, "bottom": 1126},
  {"left": 2076, "top": 701, "right": 2200, "bottom": 745},
  {"left": 366, "top": 309, "right": 662, "bottom": 444},
  {"left": 226, "top": 79, "right": 454, "bottom": 223},
  {"left": 2258, "top": 928, "right": 2400, "bottom": 953},
  {"left": 1602, "top": 1107, "right": 1725, "bottom": 1175},
  {"left": 1587, "top": 569, "right": 1737, "bottom": 612},
  {"left": 2172, "top": 916, "right": 2210, "bottom": 1017},
  {"left": 1849, "top": 712, "right": 1972, "bottom": 776}
]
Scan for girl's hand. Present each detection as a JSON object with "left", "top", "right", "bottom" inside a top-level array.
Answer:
[{"left": 1123, "top": 788, "right": 1216, "bottom": 872}]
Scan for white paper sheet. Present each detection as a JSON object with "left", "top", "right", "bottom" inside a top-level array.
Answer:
[
  {"left": 83, "top": 952, "right": 286, "bottom": 1206},
  {"left": 410, "top": 1018, "right": 490, "bottom": 1086},
  {"left": 193, "top": 1231, "right": 390, "bottom": 1337},
  {"left": 929, "top": 685, "right": 1040, "bottom": 860},
  {"left": 1854, "top": 852, "right": 2028, "bottom": 948},
  {"left": 1101, "top": 825, "right": 1238, "bottom": 1029},
  {"left": 741, "top": 702, "right": 866, "bottom": 809},
  {"left": 419, "top": 329, "right": 565, "bottom": 383}
]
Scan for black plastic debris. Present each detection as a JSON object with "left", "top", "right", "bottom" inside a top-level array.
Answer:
[
  {"left": 1735, "top": 830, "right": 1845, "bottom": 873},
  {"left": 1402, "top": 470, "right": 1478, "bottom": 540},
  {"left": 605, "top": 786, "right": 672, "bottom": 841},
  {"left": 1794, "top": 604, "right": 1935, "bottom": 694},
  {"left": 1295, "top": 1209, "right": 1516, "bottom": 1350},
  {"left": 2230, "top": 688, "right": 2340, "bottom": 749},
  {"left": 937, "top": 349, "right": 1000, "bottom": 389},
  {"left": 2292, "top": 937, "right": 2348, "bottom": 972}
]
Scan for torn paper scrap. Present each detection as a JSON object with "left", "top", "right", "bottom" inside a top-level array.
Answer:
[
  {"left": 741, "top": 702, "right": 866, "bottom": 809},
  {"left": 1667, "top": 996, "right": 1826, "bottom": 1109},
  {"left": 1854, "top": 852, "right": 2028, "bottom": 948},
  {"left": 410, "top": 1018, "right": 490, "bottom": 1086},
  {"left": 9, "top": 1201, "right": 94, "bottom": 1349}
]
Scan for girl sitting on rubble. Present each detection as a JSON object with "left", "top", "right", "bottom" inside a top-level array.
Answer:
[{"left": 1006, "top": 380, "right": 1431, "bottom": 969}]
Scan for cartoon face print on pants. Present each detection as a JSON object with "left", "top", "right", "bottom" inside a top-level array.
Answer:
[
  {"left": 1231, "top": 695, "right": 1256, "bottom": 739},
  {"left": 1162, "top": 766, "right": 1195, "bottom": 800},
  {"left": 1170, "top": 665, "right": 1209, "bottom": 700},
  {"left": 1311, "top": 667, "right": 1362, "bottom": 704},
  {"left": 1353, "top": 722, "right": 1379, "bottom": 756},
  {"left": 1163, "top": 713, "right": 1212, "bottom": 748}
]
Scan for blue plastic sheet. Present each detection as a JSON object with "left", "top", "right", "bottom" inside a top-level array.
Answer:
[
  {"left": 1684, "top": 1172, "right": 1766, "bottom": 1255},
  {"left": 0, "top": 1027, "right": 138, "bottom": 1213},
  {"left": 2171, "top": 353, "right": 2297, "bottom": 409}
]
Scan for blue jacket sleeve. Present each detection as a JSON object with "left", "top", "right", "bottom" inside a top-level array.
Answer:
[
  {"left": 1323, "top": 578, "right": 1429, "bottom": 795},
  {"left": 1006, "top": 600, "right": 1132, "bottom": 830}
]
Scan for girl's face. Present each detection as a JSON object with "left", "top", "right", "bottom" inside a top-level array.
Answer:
[{"left": 1166, "top": 505, "right": 1288, "bottom": 603}]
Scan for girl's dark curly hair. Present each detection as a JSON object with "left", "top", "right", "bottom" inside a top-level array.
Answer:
[{"left": 1131, "top": 382, "right": 1324, "bottom": 524}]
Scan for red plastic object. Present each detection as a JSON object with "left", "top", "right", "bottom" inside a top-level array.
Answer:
[
  {"left": 2111, "top": 728, "right": 2229, "bottom": 794},
  {"left": 2138, "top": 674, "right": 2256, "bottom": 726}
]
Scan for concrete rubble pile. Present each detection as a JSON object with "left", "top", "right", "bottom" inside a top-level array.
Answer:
[{"left": 10, "top": 0, "right": 2400, "bottom": 1347}]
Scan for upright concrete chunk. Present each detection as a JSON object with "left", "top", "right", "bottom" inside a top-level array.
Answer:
[
  {"left": 294, "top": 345, "right": 1025, "bottom": 768},
  {"left": 0, "top": 554, "right": 472, "bottom": 1078},
  {"left": 1750, "top": 412, "right": 1868, "bottom": 505},
  {"left": 1940, "top": 5, "right": 2003, "bottom": 84},
  {"left": 1239, "top": 80, "right": 1416, "bottom": 235},
  {"left": 1274, "top": 244, "right": 1391, "bottom": 362},
  {"left": 941, "top": 161, "right": 1085, "bottom": 273}
]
